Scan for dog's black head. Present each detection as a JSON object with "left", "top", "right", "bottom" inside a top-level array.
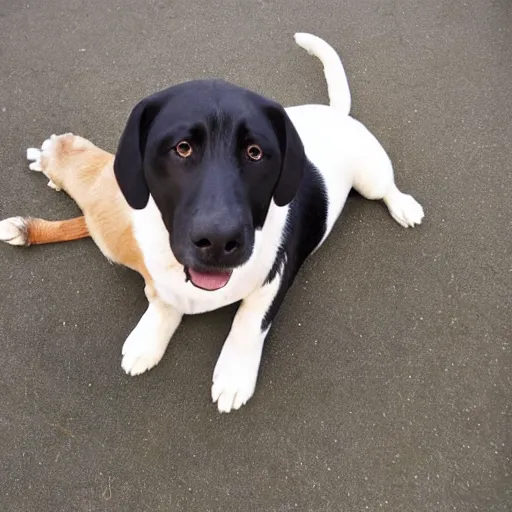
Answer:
[{"left": 114, "top": 80, "right": 304, "bottom": 290}]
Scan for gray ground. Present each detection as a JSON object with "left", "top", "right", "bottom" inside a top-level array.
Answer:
[{"left": 0, "top": 1, "right": 510, "bottom": 511}]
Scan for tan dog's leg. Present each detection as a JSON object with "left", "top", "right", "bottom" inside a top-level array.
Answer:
[
  {"left": 0, "top": 133, "right": 105, "bottom": 246},
  {"left": 25, "top": 133, "right": 114, "bottom": 210},
  {"left": 0, "top": 216, "right": 89, "bottom": 246},
  {"left": 0, "top": 134, "right": 151, "bottom": 282}
]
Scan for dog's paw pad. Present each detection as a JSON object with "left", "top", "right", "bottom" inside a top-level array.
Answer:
[
  {"left": 0, "top": 217, "right": 28, "bottom": 246},
  {"left": 385, "top": 190, "right": 424, "bottom": 228},
  {"left": 211, "top": 343, "right": 261, "bottom": 413}
]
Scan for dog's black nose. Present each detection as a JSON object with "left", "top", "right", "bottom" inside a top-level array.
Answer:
[{"left": 190, "top": 221, "right": 246, "bottom": 265}]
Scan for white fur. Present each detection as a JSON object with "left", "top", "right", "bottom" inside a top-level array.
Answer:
[
  {"left": 130, "top": 196, "right": 289, "bottom": 316},
  {"left": 0, "top": 217, "right": 28, "bottom": 246},
  {"left": 383, "top": 185, "right": 424, "bottom": 228},
  {"left": 121, "top": 298, "right": 182, "bottom": 375},
  {"left": 212, "top": 326, "right": 269, "bottom": 413},
  {"left": 27, "top": 147, "right": 42, "bottom": 163},
  {"left": 119, "top": 33, "right": 424, "bottom": 412},
  {"left": 212, "top": 270, "right": 281, "bottom": 412},
  {"left": 27, "top": 137, "right": 60, "bottom": 190},
  {"left": 285, "top": 105, "right": 424, "bottom": 245},
  {"left": 294, "top": 32, "right": 351, "bottom": 114}
]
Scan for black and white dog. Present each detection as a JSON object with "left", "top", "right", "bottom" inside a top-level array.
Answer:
[
  {"left": 1, "top": 34, "right": 424, "bottom": 412},
  {"left": 117, "top": 33, "right": 424, "bottom": 412}
]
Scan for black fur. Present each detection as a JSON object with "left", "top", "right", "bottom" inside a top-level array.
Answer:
[{"left": 262, "top": 162, "right": 328, "bottom": 331}]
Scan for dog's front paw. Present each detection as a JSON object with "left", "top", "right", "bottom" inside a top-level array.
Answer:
[
  {"left": 121, "top": 303, "right": 181, "bottom": 376},
  {"left": 121, "top": 327, "right": 168, "bottom": 376},
  {"left": 211, "top": 340, "right": 262, "bottom": 413}
]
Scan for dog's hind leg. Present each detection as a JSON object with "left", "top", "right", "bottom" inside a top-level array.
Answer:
[
  {"left": 25, "top": 133, "right": 114, "bottom": 205},
  {"left": 1, "top": 133, "right": 153, "bottom": 284},
  {"left": 350, "top": 125, "right": 424, "bottom": 228},
  {"left": 0, "top": 216, "right": 89, "bottom": 246},
  {"left": 0, "top": 133, "right": 111, "bottom": 246}
]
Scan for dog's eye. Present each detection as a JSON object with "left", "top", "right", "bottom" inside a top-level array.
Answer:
[
  {"left": 246, "top": 144, "right": 263, "bottom": 161},
  {"left": 175, "top": 141, "right": 192, "bottom": 158}
]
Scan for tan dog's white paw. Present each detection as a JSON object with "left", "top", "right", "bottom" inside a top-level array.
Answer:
[
  {"left": 0, "top": 217, "right": 28, "bottom": 246},
  {"left": 26, "top": 135, "right": 61, "bottom": 191}
]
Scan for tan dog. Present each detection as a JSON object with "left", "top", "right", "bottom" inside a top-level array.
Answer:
[{"left": 6, "top": 134, "right": 153, "bottom": 287}]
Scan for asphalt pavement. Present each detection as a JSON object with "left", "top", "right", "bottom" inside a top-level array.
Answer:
[{"left": 0, "top": 0, "right": 510, "bottom": 510}]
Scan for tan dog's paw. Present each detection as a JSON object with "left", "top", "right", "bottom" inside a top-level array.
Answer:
[
  {"left": 0, "top": 217, "right": 28, "bottom": 246},
  {"left": 26, "top": 134, "right": 75, "bottom": 191}
]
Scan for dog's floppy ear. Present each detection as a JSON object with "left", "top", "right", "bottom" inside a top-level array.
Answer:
[
  {"left": 266, "top": 103, "right": 305, "bottom": 207},
  {"left": 114, "top": 89, "right": 173, "bottom": 210}
]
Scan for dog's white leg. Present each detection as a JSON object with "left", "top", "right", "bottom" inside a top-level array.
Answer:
[
  {"left": 121, "top": 292, "right": 182, "bottom": 376},
  {"left": 211, "top": 275, "right": 282, "bottom": 413},
  {"left": 351, "top": 132, "right": 424, "bottom": 228}
]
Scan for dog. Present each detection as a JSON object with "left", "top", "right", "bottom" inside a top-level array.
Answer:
[{"left": 0, "top": 34, "right": 424, "bottom": 413}]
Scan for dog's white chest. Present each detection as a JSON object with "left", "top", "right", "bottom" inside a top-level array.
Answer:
[{"left": 130, "top": 198, "right": 288, "bottom": 315}]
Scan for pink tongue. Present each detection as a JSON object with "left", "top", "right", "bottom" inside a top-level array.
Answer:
[{"left": 188, "top": 268, "right": 232, "bottom": 291}]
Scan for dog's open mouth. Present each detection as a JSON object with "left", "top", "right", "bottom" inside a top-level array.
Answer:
[{"left": 185, "top": 267, "right": 233, "bottom": 291}]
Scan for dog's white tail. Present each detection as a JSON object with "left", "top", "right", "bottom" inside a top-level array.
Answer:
[{"left": 294, "top": 32, "right": 351, "bottom": 115}]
